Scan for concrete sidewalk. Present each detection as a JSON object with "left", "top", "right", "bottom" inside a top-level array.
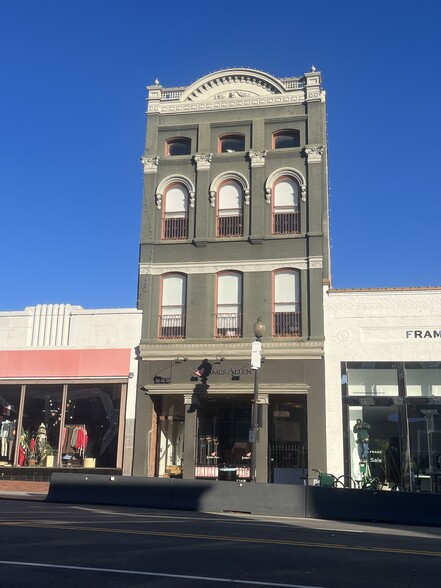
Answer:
[{"left": 0, "top": 481, "right": 49, "bottom": 500}]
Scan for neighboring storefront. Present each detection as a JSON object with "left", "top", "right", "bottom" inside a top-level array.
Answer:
[
  {"left": 324, "top": 286, "right": 441, "bottom": 492},
  {"left": 0, "top": 304, "right": 141, "bottom": 477}
]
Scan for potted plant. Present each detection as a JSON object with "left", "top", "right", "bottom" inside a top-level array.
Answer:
[
  {"left": 21, "top": 430, "right": 37, "bottom": 466},
  {"left": 41, "top": 441, "right": 56, "bottom": 467}
]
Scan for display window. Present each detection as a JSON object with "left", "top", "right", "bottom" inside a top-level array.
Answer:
[
  {"left": 197, "top": 396, "right": 252, "bottom": 468},
  {"left": 0, "top": 382, "right": 124, "bottom": 469},
  {"left": 343, "top": 362, "right": 441, "bottom": 492},
  {"left": 64, "top": 384, "right": 122, "bottom": 468},
  {"left": 0, "top": 386, "right": 21, "bottom": 465},
  {"left": 21, "top": 384, "right": 63, "bottom": 467}
]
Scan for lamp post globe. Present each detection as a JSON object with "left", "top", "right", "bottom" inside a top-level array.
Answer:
[{"left": 253, "top": 317, "right": 265, "bottom": 339}]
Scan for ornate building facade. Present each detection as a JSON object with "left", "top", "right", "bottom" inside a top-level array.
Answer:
[{"left": 134, "top": 68, "right": 330, "bottom": 482}]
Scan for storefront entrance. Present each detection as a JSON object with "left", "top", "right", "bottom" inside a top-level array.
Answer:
[{"left": 155, "top": 393, "right": 308, "bottom": 483}]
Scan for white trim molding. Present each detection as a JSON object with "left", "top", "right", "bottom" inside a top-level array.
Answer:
[
  {"left": 265, "top": 168, "right": 307, "bottom": 203},
  {"left": 155, "top": 175, "right": 196, "bottom": 210},
  {"left": 209, "top": 171, "right": 251, "bottom": 208}
]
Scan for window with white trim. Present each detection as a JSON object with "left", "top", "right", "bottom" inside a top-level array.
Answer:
[
  {"left": 273, "top": 177, "right": 300, "bottom": 234},
  {"left": 273, "top": 270, "right": 301, "bottom": 337},
  {"left": 162, "top": 184, "right": 189, "bottom": 240},
  {"left": 216, "top": 272, "right": 242, "bottom": 338},
  {"left": 160, "top": 274, "right": 186, "bottom": 339},
  {"left": 217, "top": 180, "right": 243, "bottom": 238}
]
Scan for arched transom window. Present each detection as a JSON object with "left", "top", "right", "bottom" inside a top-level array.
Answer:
[
  {"left": 273, "top": 177, "right": 300, "bottom": 234},
  {"left": 217, "top": 180, "right": 243, "bottom": 238},
  {"left": 162, "top": 184, "right": 189, "bottom": 240}
]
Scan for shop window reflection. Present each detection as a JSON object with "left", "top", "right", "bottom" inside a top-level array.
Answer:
[
  {"left": 64, "top": 384, "right": 121, "bottom": 468},
  {"left": 21, "top": 385, "right": 62, "bottom": 468},
  {"left": 0, "top": 386, "right": 21, "bottom": 466}
]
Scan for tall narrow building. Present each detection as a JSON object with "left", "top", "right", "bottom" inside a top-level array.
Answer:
[{"left": 134, "top": 67, "right": 330, "bottom": 483}]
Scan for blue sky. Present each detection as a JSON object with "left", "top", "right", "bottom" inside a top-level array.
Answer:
[{"left": 1, "top": 1, "right": 440, "bottom": 311}]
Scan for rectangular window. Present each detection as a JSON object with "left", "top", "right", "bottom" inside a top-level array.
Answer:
[
  {"left": 347, "top": 368, "right": 399, "bottom": 396},
  {"left": 406, "top": 368, "right": 441, "bottom": 396},
  {"left": 273, "top": 271, "right": 301, "bottom": 337},
  {"left": 160, "top": 275, "right": 186, "bottom": 339},
  {"left": 216, "top": 273, "right": 242, "bottom": 338}
]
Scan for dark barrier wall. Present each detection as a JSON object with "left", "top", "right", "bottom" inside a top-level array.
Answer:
[
  {"left": 47, "top": 473, "right": 306, "bottom": 517},
  {"left": 306, "top": 486, "right": 441, "bottom": 526},
  {"left": 47, "top": 473, "right": 441, "bottom": 526}
]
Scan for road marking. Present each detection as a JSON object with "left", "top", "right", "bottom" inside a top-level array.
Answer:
[
  {"left": 1, "top": 521, "right": 440, "bottom": 558},
  {"left": 0, "top": 560, "right": 326, "bottom": 587}
]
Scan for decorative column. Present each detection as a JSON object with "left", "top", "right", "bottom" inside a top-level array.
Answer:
[
  {"left": 256, "top": 393, "right": 269, "bottom": 483},
  {"left": 192, "top": 154, "right": 213, "bottom": 246},
  {"left": 248, "top": 150, "right": 267, "bottom": 243},
  {"left": 183, "top": 392, "right": 200, "bottom": 479}
]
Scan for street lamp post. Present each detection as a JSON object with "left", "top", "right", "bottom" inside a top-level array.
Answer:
[{"left": 250, "top": 317, "right": 265, "bottom": 482}]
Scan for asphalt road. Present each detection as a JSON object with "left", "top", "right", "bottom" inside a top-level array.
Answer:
[{"left": 0, "top": 498, "right": 440, "bottom": 587}]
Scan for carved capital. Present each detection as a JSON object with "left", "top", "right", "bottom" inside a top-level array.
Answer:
[
  {"left": 303, "top": 146, "right": 324, "bottom": 163},
  {"left": 248, "top": 150, "right": 267, "bottom": 168},
  {"left": 141, "top": 156, "right": 160, "bottom": 174},
  {"left": 193, "top": 153, "right": 213, "bottom": 171},
  {"left": 184, "top": 392, "right": 200, "bottom": 406}
]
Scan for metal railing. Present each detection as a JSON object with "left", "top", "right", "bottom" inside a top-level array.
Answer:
[
  {"left": 162, "top": 216, "right": 188, "bottom": 240},
  {"left": 159, "top": 314, "right": 186, "bottom": 339},
  {"left": 217, "top": 213, "right": 243, "bottom": 238},
  {"left": 273, "top": 311, "right": 301, "bottom": 337},
  {"left": 215, "top": 313, "right": 242, "bottom": 338},
  {"left": 273, "top": 210, "right": 300, "bottom": 234}
]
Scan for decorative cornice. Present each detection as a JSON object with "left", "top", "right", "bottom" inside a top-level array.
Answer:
[
  {"left": 146, "top": 68, "right": 324, "bottom": 115},
  {"left": 139, "top": 256, "right": 322, "bottom": 275},
  {"left": 193, "top": 153, "right": 213, "bottom": 171},
  {"left": 138, "top": 340, "right": 324, "bottom": 362},
  {"left": 141, "top": 156, "right": 160, "bottom": 174}
]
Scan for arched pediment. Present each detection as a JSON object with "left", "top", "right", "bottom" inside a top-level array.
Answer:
[
  {"left": 265, "top": 168, "right": 307, "bottom": 203},
  {"left": 155, "top": 175, "right": 196, "bottom": 209},
  {"left": 180, "top": 68, "right": 287, "bottom": 102},
  {"left": 209, "top": 171, "right": 250, "bottom": 207}
]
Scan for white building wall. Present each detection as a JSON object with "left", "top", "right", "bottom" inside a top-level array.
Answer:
[
  {"left": 0, "top": 304, "right": 142, "bottom": 476},
  {"left": 324, "top": 286, "right": 441, "bottom": 477}
]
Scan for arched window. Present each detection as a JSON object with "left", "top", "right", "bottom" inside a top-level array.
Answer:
[
  {"left": 273, "top": 270, "right": 301, "bottom": 337},
  {"left": 216, "top": 272, "right": 242, "bottom": 338},
  {"left": 217, "top": 180, "right": 243, "bottom": 237},
  {"left": 219, "top": 133, "right": 245, "bottom": 153},
  {"left": 160, "top": 274, "right": 186, "bottom": 339},
  {"left": 166, "top": 137, "right": 191, "bottom": 156},
  {"left": 273, "top": 177, "right": 300, "bottom": 234},
  {"left": 272, "top": 130, "right": 300, "bottom": 149},
  {"left": 162, "top": 184, "right": 189, "bottom": 240}
]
